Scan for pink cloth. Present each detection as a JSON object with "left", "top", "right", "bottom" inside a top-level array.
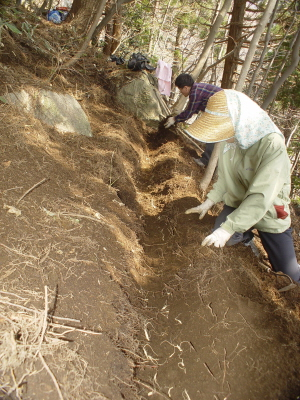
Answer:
[{"left": 155, "top": 60, "right": 172, "bottom": 96}]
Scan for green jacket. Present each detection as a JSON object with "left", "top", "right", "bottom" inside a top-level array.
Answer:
[{"left": 207, "top": 133, "right": 291, "bottom": 235}]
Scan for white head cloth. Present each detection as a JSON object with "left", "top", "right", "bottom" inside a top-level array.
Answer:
[{"left": 224, "top": 90, "right": 284, "bottom": 149}]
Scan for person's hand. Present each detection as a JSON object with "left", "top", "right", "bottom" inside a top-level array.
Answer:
[
  {"left": 185, "top": 199, "right": 215, "bottom": 220},
  {"left": 164, "top": 116, "right": 176, "bottom": 128},
  {"left": 201, "top": 227, "right": 232, "bottom": 248}
]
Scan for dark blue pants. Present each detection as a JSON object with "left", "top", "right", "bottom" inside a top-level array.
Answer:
[
  {"left": 199, "top": 143, "right": 214, "bottom": 166},
  {"left": 214, "top": 205, "right": 300, "bottom": 282}
]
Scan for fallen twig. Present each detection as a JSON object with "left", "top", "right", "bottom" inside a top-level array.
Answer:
[
  {"left": 16, "top": 178, "right": 49, "bottom": 204},
  {"left": 132, "top": 378, "right": 173, "bottom": 400},
  {"left": 0, "top": 299, "right": 40, "bottom": 314},
  {"left": 203, "top": 362, "right": 217, "bottom": 381},
  {"left": 7, "top": 371, "right": 28, "bottom": 398},
  {"left": 0, "top": 299, "right": 101, "bottom": 335},
  {"left": 48, "top": 322, "right": 102, "bottom": 335},
  {"left": 175, "top": 126, "right": 204, "bottom": 153},
  {"left": 60, "top": 211, "right": 112, "bottom": 226},
  {"left": 51, "top": 315, "right": 81, "bottom": 323},
  {"left": 0, "top": 288, "right": 94, "bottom": 398},
  {"left": 38, "top": 245, "right": 52, "bottom": 265},
  {"left": 35, "top": 286, "right": 48, "bottom": 356},
  {"left": 39, "top": 353, "right": 64, "bottom": 400},
  {"left": 0, "top": 243, "right": 39, "bottom": 260}
]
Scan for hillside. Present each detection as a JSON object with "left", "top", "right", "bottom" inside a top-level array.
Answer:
[{"left": 0, "top": 11, "right": 300, "bottom": 400}]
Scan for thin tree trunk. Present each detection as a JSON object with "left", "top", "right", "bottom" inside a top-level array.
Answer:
[
  {"left": 91, "top": 0, "right": 132, "bottom": 45},
  {"left": 147, "top": 0, "right": 159, "bottom": 55},
  {"left": 235, "top": 0, "right": 278, "bottom": 91},
  {"left": 197, "top": 47, "right": 236, "bottom": 82},
  {"left": 62, "top": 0, "right": 107, "bottom": 68},
  {"left": 103, "top": 1, "right": 113, "bottom": 55},
  {"left": 67, "top": 0, "right": 82, "bottom": 18},
  {"left": 199, "top": 143, "right": 220, "bottom": 191},
  {"left": 221, "top": 0, "right": 247, "bottom": 89},
  {"left": 101, "top": 5, "right": 122, "bottom": 54},
  {"left": 286, "top": 122, "right": 299, "bottom": 149},
  {"left": 291, "top": 150, "right": 300, "bottom": 176},
  {"left": 270, "top": 29, "right": 299, "bottom": 86},
  {"left": 170, "top": 22, "right": 184, "bottom": 100},
  {"left": 253, "top": 16, "right": 296, "bottom": 102},
  {"left": 209, "top": 42, "right": 223, "bottom": 85},
  {"left": 262, "top": 28, "right": 300, "bottom": 110},
  {"left": 200, "top": 0, "right": 245, "bottom": 192},
  {"left": 172, "top": 0, "right": 232, "bottom": 115},
  {"left": 111, "top": 11, "right": 122, "bottom": 54},
  {"left": 173, "top": 24, "right": 184, "bottom": 76},
  {"left": 63, "top": 0, "right": 133, "bottom": 68},
  {"left": 191, "top": 0, "right": 232, "bottom": 80},
  {"left": 152, "top": 0, "right": 172, "bottom": 55},
  {"left": 246, "top": 0, "right": 280, "bottom": 97},
  {"left": 37, "top": 0, "right": 49, "bottom": 15}
]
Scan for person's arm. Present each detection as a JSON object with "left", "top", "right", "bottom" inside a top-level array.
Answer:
[
  {"left": 221, "top": 140, "right": 290, "bottom": 235},
  {"left": 175, "top": 87, "right": 202, "bottom": 122}
]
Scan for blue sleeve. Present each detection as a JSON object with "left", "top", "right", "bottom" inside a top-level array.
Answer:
[{"left": 175, "top": 90, "right": 200, "bottom": 122}]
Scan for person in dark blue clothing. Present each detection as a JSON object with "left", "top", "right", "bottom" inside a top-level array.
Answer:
[{"left": 165, "top": 73, "right": 222, "bottom": 167}]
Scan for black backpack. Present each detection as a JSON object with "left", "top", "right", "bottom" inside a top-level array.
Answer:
[
  {"left": 127, "top": 53, "right": 155, "bottom": 71},
  {"left": 110, "top": 55, "right": 125, "bottom": 65}
]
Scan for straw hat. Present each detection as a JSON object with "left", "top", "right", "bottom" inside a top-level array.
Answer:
[{"left": 184, "top": 90, "right": 234, "bottom": 143}]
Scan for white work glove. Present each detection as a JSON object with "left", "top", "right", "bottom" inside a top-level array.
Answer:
[
  {"left": 202, "top": 227, "right": 232, "bottom": 248},
  {"left": 185, "top": 198, "right": 215, "bottom": 220},
  {"left": 164, "top": 116, "right": 176, "bottom": 128}
]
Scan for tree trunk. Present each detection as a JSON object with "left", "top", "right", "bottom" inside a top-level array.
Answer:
[
  {"left": 37, "top": 0, "right": 49, "bottom": 14},
  {"left": 286, "top": 122, "right": 299, "bottom": 149},
  {"left": 102, "top": 1, "right": 123, "bottom": 54},
  {"left": 62, "top": 0, "right": 107, "bottom": 68},
  {"left": 67, "top": 0, "right": 82, "bottom": 18},
  {"left": 200, "top": 0, "right": 245, "bottom": 192},
  {"left": 147, "top": 0, "right": 159, "bottom": 55},
  {"left": 291, "top": 150, "right": 300, "bottom": 176},
  {"left": 246, "top": 0, "right": 280, "bottom": 97},
  {"left": 63, "top": 0, "right": 133, "bottom": 67},
  {"left": 262, "top": 28, "right": 300, "bottom": 110},
  {"left": 91, "top": 0, "right": 132, "bottom": 46},
  {"left": 110, "top": 11, "right": 122, "bottom": 54},
  {"left": 235, "top": 0, "right": 278, "bottom": 91},
  {"left": 173, "top": 24, "right": 184, "bottom": 77},
  {"left": 199, "top": 142, "right": 220, "bottom": 191},
  {"left": 253, "top": 12, "right": 297, "bottom": 102},
  {"left": 103, "top": 20, "right": 114, "bottom": 55},
  {"left": 103, "top": 1, "right": 114, "bottom": 55},
  {"left": 152, "top": 0, "right": 172, "bottom": 55},
  {"left": 67, "top": 0, "right": 100, "bottom": 35},
  {"left": 170, "top": 23, "right": 184, "bottom": 100},
  {"left": 190, "top": 0, "right": 232, "bottom": 80},
  {"left": 221, "top": 0, "right": 247, "bottom": 89},
  {"left": 172, "top": 0, "right": 233, "bottom": 115}
]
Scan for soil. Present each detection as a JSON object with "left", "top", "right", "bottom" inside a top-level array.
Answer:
[{"left": 0, "top": 15, "right": 300, "bottom": 400}]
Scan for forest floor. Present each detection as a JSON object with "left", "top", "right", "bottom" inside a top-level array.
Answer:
[{"left": 0, "top": 14, "right": 300, "bottom": 400}]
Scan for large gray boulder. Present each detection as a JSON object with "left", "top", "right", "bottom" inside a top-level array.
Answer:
[
  {"left": 5, "top": 89, "right": 92, "bottom": 137},
  {"left": 116, "top": 72, "right": 169, "bottom": 128}
]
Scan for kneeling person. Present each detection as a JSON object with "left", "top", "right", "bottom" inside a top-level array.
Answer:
[{"left": 185, "top": 89, "right": 300, "bottom": 283}]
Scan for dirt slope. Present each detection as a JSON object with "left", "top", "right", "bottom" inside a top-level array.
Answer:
[{"left": 0, "top": 19, "right": 300, "bottom": 400}]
